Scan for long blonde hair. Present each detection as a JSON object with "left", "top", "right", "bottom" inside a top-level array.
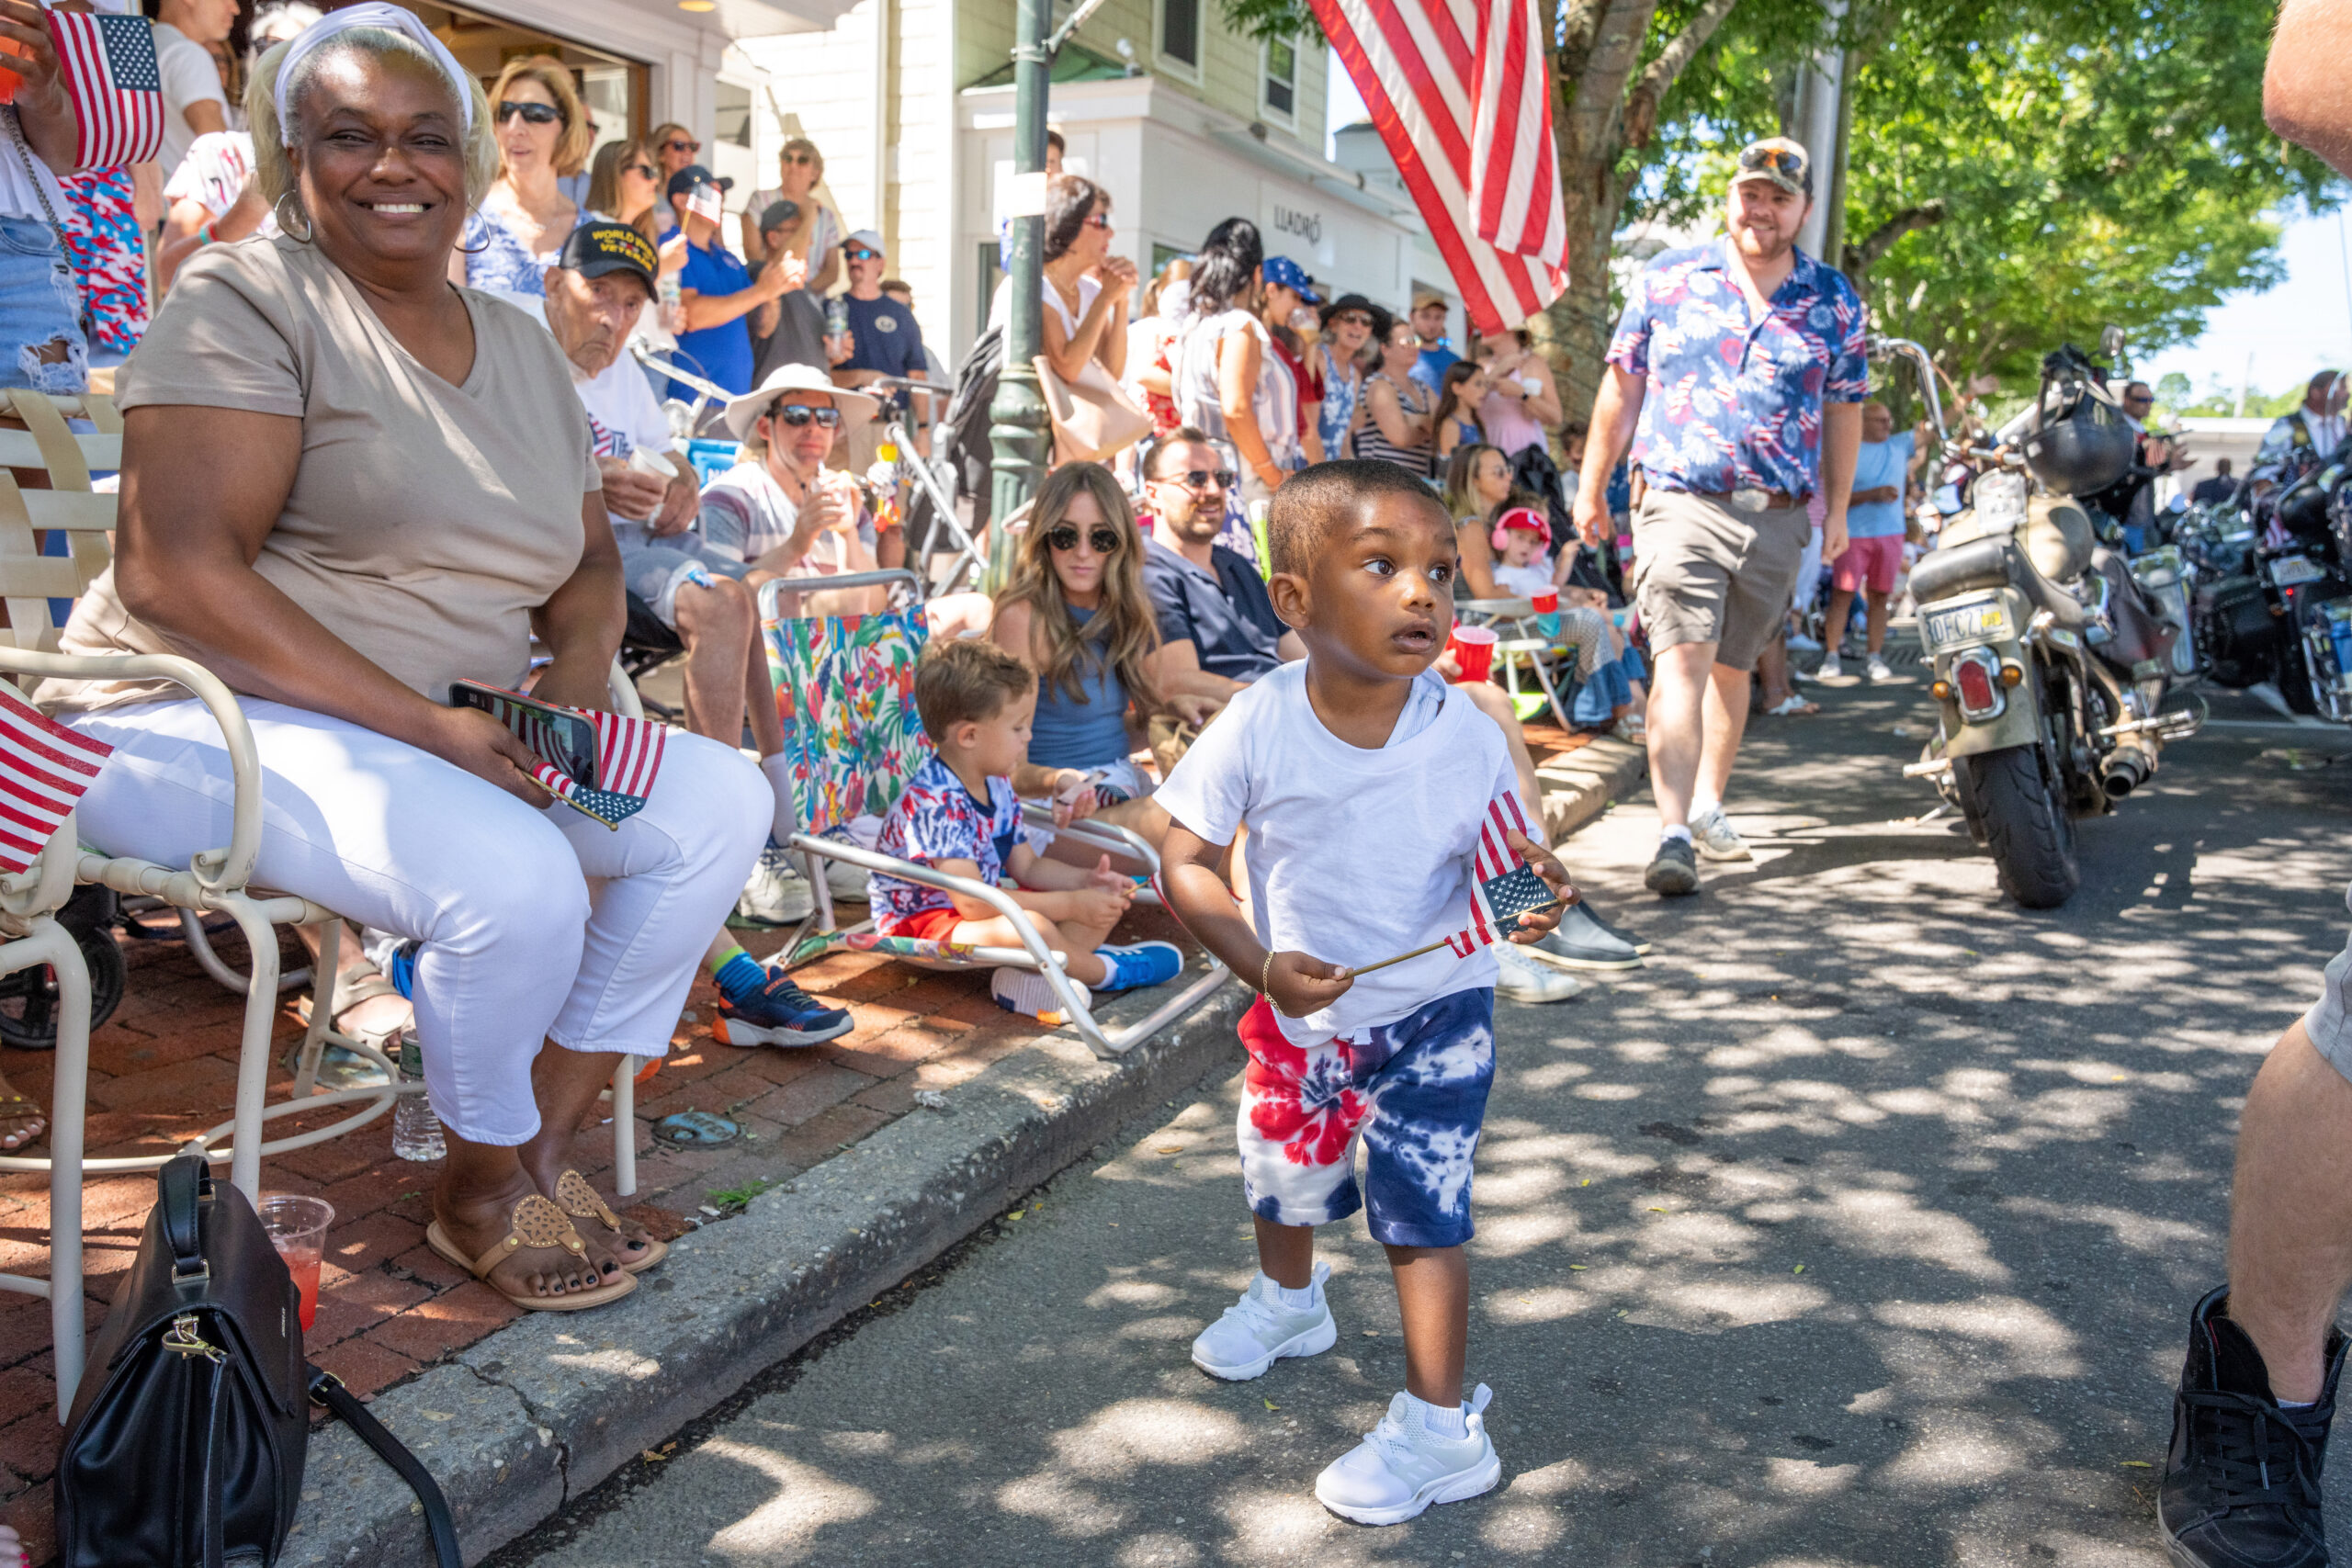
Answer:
[{"left": 992, "top": 464, "right": 1161, "bottom": 713}]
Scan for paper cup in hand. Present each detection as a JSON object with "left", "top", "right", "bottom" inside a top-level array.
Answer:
[
  {"left": 1531, "top": 588, "right": 1558, "bottom": 614},
  {"left": 1449, "top": 625, "right": 1498, "bottom": 682},
  {"left": 629, "top": 447, "right": 677, "bottom": 481}
]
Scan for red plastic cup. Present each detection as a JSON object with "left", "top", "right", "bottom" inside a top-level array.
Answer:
[
  {"left": 1530, "top": 588, "right": 1559, "bottom": 614},
  {"left": 1449, "top": 624, "right": 1498, "bottom": 682},
  {"left": 258, "top": 1193, "right": 334, "bottom": 1333}
]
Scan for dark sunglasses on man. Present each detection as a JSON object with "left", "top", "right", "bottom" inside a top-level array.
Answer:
[
  {"left": 1047, "top": 525, "right": 1122, "bottom": 555},
  {"left": 843, "top": 245, "right": 881, "bottom": 261},
  {"left": 496, "top": 100, "right": 562, "bottom": 126},
  {"left": 767, "top": 403, "right": 842, "bottom": 429},
  {"left": 1160, "top": 467, "right": 1236, "bottom": 491}
]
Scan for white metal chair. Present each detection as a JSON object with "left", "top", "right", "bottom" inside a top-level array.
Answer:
[
  {"left": 1459, "top": 593, "right": 1580, "bottom": 733},
  {"left": 760, "top": 573, "right": 1231, "bottom": 1058}
]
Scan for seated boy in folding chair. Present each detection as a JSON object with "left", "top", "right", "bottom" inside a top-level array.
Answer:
[{"left": 869, "top": 638, "right": 1183, "bottom": 1021}]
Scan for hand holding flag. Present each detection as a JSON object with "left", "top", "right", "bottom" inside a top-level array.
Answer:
[{"left": 1355, "top": 794, "right": 1577, "bottom": 977}]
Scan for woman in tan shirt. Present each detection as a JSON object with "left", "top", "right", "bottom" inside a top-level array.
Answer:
[{"left": 38, "top": 9, "right": 768, "bottom": 1312}]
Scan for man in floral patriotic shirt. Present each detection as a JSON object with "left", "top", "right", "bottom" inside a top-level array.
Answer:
[{"left": 1571, "top": 136, "right": 1866, "bottom": 897}]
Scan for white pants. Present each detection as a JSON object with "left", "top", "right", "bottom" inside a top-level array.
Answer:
[{"left": 62, "top": 700, "right": 768, "bottom": 1147}]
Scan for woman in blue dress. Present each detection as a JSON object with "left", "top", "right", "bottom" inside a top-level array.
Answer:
[{"left": 452, "top": 55, "right": 588, "bottom": 296}]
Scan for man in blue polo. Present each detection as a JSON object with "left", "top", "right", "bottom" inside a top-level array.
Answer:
[
  {"left": 1572, "top": 135, "right": 1866, "bottom": 897},
  {"left": 659, "top": 165, "right": 799, "bottom": 410}
]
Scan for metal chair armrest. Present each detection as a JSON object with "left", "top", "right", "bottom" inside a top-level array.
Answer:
[{"left": 0, "top": 649, "right": 264, "bottom": 893}]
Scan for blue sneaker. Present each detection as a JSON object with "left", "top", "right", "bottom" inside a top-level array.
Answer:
[
  {"left": 1093, "top": 941, "right": 1183, "bottom": 994},
  {"left": 713, "top": 971, "right": 853, "bottom": 1047}
]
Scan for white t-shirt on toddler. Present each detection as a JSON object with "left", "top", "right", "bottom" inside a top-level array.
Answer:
[{"left": 1155, "top": 661, "right": 1517, "bottom": 1048}]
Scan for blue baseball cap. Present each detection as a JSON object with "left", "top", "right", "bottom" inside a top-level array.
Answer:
[{"left": 1262, "top": 255, "right": 1321, "bottom": 305}]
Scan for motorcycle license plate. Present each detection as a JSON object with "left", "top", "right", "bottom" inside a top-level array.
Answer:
[
  {"left": 2273, "top": 554, "right": 2326, "bottom": 587},
  {"left": 1922, "top": 600, "right": 2009, "bottom": 650}
]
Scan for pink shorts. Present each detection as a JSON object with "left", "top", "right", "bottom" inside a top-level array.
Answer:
[{"left": 1832, "top": 534, "right": 1903, "bottom": 595}]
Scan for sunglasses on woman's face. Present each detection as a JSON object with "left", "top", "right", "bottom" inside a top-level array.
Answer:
[
  {"left": 624, "top": 163, "right": 655, "bottom": 180},
  {"left": 497, "top": 100, "right": 562, "bottom": 126},
  {"left": 1081, "top": 212, "right": 1112, "bottom": 230},
  {"left": 1330, "top": 311, "right": 1372, "bottom": 329},
  {"left": 769, "top": 403, "right": 842, "bottom": 428},
  {"left": 783, "top": 152, "right": 817, "bottom": 164},
  {"left": 1048, "top": 525, "right": 1123, "bottom": 555},
  {"left": 666, "top": 138, "right": 701, "bottom": 154}
]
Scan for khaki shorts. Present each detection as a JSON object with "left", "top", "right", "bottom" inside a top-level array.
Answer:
[
  {"left": 2306, "top": 880, "right": 2352, "bottom": 1080},
  {"left": 1630, "top": 489, "right": 1810, "bottom": 671}
]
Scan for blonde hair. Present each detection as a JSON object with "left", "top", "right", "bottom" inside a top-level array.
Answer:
[
  {"left": 991, "top": 463, "right": 1161, "bottom": 714},
  {"left": 247, "top": 29, "right": 497, "bottom": 219},
  {"left": 488, "top": 54, "right": 593, "bottom": 179},
  {"left": 780, "top": 135, "right": 825, "bottom": 179}
]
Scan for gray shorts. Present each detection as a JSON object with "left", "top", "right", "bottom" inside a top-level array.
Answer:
[
  {"left": 613, "top": 521, "right": 749, "bottom": 630},
  {"left": 1630, "top": 488, "right": 1810, "bottom": 671},
  {"left": 2306, "top": 882, "right": 2352, "bottom": 1078}
]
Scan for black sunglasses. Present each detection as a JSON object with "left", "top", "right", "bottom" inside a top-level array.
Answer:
[
  {"left": 624, "top": 162, "right": 655, "bottom": 179},
  {"left": 1329, "top": 310, "right": 1372, "bottom": 328},
  {"left": 1162, "top": 468, "right": 1236, "bottom": 491},
  {"left": 844, "top": 245, "right": 881, "bottom": 261},
  {"left": 497, "top": 100, "right": 562, "bottom": 126},
  {"left": 768, "top": 403, "right": 842, "bottom": 428},
  {"left": 665, "top": 137, "right": 701, "bottom": 153},
  {"left": 1047, "top": 525, "right": 1123, "bottom": 555}
]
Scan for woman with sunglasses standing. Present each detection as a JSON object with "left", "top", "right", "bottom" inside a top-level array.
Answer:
[
  {"left": 1310, "top": 294, "right": 1376, "bottom": 462},
  {"left": 990, "top": 463, "right": 1201, "bottom": 870},
  {"left": 740, "top": 136, "right": 842, "bottom": 296},
  {"left": 453, "top": 55, "right": 590, "bottom": 297}
]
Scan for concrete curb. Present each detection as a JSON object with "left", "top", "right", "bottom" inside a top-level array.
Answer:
[
  {"left": 283, "top": 976, "right": 1252, "bottom": 1567},
  {"left": 1536, "top": 734, "right": 1648, "bottom": 844},
  {"left": 281, "top": 743, "right": 1648, "bottom": 1568}
]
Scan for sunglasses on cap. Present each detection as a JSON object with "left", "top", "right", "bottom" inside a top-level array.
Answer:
[
  {"left": 1159, "top": 467, "right": 1236, "bottom": 491},
  {"left": 1047, "top": 525, "right": 1123, "bottom": 555},
  {"left": 497, "top": 100, "right": 562, "bottom": 126},
  {"left": 665, "top": 137, "right": 700, "bottom": 154},
  {"left": 1736, "top": 144, "right": 1806, "bottom": 180},
  {"left": 766, "top": 403, "right": 842, "bottom": 428}
]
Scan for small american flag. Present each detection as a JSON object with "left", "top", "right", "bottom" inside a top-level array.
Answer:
[
  {"left": 1443, "top": 792, "right": 1555, "bottom": 957},
  {"left": 49, "top": 12, "right": 163, "bottom": 171},
  {"left": 0, "top": 682, "right": 109, "bottom": 874},
  {"left": 472, "top": 689, "right": 667, "bottom": 830}
]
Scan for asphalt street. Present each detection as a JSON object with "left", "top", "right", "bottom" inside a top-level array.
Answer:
[{"left": 503, "top": 666, "right": 2352, "bottom": 1568}]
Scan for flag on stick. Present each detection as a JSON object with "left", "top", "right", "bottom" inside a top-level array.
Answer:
[
  {"left": 49, "top": 11, "right": 164, "bottom": 169},
  {"left": 1306, "top": 0, "right": 1568, "bottom": 333},
  {"left": 1354, "top": 791, "right": 1564, "bottom": 976}
]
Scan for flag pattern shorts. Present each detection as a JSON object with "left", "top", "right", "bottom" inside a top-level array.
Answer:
[{"left": 1235, "top": 987, "right": 1495, "bottom": 1249}]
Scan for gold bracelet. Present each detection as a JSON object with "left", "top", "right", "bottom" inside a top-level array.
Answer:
[{"left": 1261, "top": 949, "right": 1275, "bottom": 998}]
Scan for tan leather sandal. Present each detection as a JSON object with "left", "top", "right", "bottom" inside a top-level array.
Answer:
[
  {"left": 424, "top": 1193, "right": 636, "bottom": 1312},
  {"left": 552, "top": 1169, "right": 668, "bottom": 1274}
]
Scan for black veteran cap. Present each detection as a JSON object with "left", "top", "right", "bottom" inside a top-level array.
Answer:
[{"left": 559, "top": 222, "right": 660, "bottom": 293}]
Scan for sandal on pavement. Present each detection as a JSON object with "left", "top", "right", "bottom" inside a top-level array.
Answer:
[
  {"left": 424, "top": 1193, "right": 637, "bottom": 1312},
  {"left": 295, "top": 972, "right": 413, "bottom": 1050},
  {"left": 1762, "top": 694, "right": 1819, "bottom": 717},
  {"left": 552, "top": 1169, "right": 667, "bottom": 1274},
  {"left": 0, "top": 1094, "right": 43, "bottom": 1151}
]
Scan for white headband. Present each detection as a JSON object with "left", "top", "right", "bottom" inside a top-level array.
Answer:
[{"left": 271, "top": 2, "right": 475, "bottom": 147}]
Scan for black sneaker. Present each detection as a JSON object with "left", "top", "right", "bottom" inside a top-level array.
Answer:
[
  {"left": 1644, "top": 836, "right": 1699, "bottom": 897},
  {"left": 1524, "top": 900, "right": 1643, "bottom": 971},
  {"left": 2158, "top": 1285, "right": 2344, "bottom": 1568}
]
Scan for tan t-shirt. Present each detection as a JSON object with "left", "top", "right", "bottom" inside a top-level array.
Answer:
[{"left": 38, "top": 235, "right": 601, "bottom": 714}]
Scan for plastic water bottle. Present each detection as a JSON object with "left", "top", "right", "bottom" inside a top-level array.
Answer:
[{"left": 390, "top": 1034, "right": 445, "bottom": 1162}]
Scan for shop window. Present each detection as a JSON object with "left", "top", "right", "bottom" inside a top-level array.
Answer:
[
  {"left": 1155, "top": 0, "right": 1201, "bottom": 78},
  {"left": 1262, "top": 37, "right": 1296, "bottom": 121},
  {"left": 715, "top": 81, "right": 753, "bottom": 149}
]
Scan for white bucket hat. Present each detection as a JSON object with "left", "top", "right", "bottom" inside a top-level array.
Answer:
[{"left": 720, "top": 365, "right": 880, "bottom": 444}]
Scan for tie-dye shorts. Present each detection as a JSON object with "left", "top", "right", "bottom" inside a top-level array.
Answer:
[{"left": 1235, "top": 987, "right": 1495, "bottom": 1249}]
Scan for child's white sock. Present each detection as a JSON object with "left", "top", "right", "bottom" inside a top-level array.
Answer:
[
  {"left": 759, "top": 753, "right": 797, "bottom": 845},
  {"left": 1269, "top": 1273, "right": 1319, "bottom": 1311},
  {"left": 1405, "top": 1391, "right": 1468, "bottom": 1439}
]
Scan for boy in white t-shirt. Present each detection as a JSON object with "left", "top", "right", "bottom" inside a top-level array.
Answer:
[{"left": 1157, "top": 460, "right": 1572, "bottom": 1526}]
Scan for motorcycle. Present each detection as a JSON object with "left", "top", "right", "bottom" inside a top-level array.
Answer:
[{"left": 1879, "top": 332, "right": 2199, "bottom": 908}]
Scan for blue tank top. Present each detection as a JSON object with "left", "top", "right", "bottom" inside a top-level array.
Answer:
[{"left": 1028, "top": 605, "right": 1130, "bottom": 769}]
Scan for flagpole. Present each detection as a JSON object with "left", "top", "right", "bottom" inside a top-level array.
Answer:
[{"left": 1349, "top": 896, "right": 1574, "bottom": 977}]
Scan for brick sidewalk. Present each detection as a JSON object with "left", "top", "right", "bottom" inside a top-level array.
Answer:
[{"left": 0, "top": 723, "right": 1598, "bottom": 1561}]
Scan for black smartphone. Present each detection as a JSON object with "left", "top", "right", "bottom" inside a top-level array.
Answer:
[{"left": 448, "top": 679, "right": 598, "bottom": 784}]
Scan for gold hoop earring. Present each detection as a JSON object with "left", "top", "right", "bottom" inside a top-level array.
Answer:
[{"left": 274, "top": 191, "right": 312, "bottom": 243}]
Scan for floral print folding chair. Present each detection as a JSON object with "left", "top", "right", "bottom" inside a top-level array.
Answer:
[{"left": 757, "top": 575, "right": 1231, "bottom": 1059}]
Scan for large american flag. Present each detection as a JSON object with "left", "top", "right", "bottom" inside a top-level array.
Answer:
[
  {"left": 1308, "top": 0, "right": 1568, "bottom": 334},
  {"left": 1442, "top": 791, "right": 1557, "bottom": 957},
  {"left": 50, "top": 11, "right": 163, "bottom": 171},
  {"left": 0, "top": 682, "right": 109, "bottom": 875}
]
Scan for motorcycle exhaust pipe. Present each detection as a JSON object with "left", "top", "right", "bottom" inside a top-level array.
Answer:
[{"left": 2101, "top": 735, "right": 2160, "bottom": 797}]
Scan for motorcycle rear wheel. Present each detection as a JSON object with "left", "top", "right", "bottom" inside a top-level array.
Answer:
[{"left": 1952, "top": 743, "right": 2080, "bottom": 908}]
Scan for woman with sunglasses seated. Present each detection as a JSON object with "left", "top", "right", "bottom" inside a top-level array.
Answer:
[
  {"left": 696, "top": 365, "right": 894, "bottom": 617},
  {"left": 990, "top": 462, "right": 1205, "bottom": 872},
  {"left": 451, "top": 55, "right": 586, "bottom": 298}
]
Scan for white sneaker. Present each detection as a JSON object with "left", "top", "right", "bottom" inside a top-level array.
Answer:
[
  {"left": 1785, "top": 628, "right": 1823, "bottom": 652},
  {"left": 1191, "top": 1263, "right": 1338, "bottom": 1381},
  {"left": 989, "top": 967, "right": 1091, "bottom": 1025},
  {"left": 1315, "top": 1384, "right": 1501, "bottom": 1526},
  {"left": 823, "top": 857, "right": 870, "bottom": 904},
  {"left": 1688, "top": 803, "right": 1752, "bottom": 862},
  {"left": 1866, "top": 653, "right": 1894, "bottom": 682},
  {"left": 736, "top": 840, "right": 814, "bottom": 925},
  {"left": 1489, "top": 942, "right": 1581, "bottom": 1003},
  {"left": 1815, "top": 652, "right": 1843, "bottom": 680}
]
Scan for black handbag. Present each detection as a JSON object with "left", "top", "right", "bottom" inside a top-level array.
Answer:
[{"left": 54, "top": 1154, "right": 461, "bottom": 1568}]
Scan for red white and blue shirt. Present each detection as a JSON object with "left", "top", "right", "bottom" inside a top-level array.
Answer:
[
  {"left": 1606, "top": 238, "right": 1868, "bottom": 502},
  {"left": 870, "top": 754, "right": 1023, "bottom": 928}
]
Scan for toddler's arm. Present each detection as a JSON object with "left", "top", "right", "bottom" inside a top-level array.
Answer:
[
  {"left": 1160, "top": 823, "right": 1352, "bottom": 1018},
  {"left": 1001, "top": 845, "right": 1134, "bottom": 928}
]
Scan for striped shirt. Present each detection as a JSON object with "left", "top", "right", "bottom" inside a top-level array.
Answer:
[{"left": 1355, "top": 370, "right": 1435, "bottom": 477}]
